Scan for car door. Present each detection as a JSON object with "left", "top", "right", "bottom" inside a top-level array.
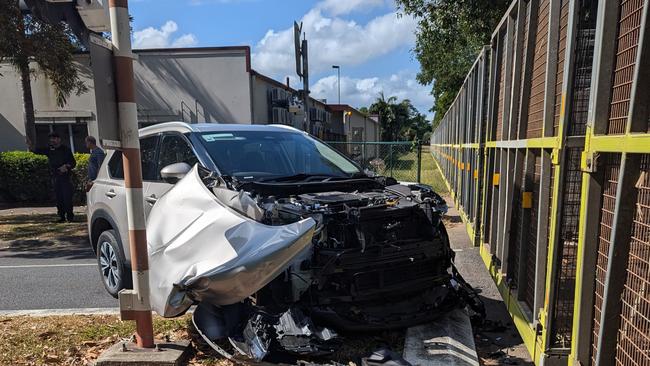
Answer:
[{"left": 143, "top": 132, "right": 200, "bottom": 218}]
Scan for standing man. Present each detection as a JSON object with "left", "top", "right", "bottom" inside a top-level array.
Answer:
[
  {"left": 85, "top": 136, "right": 105, "bottom": 191},
  {"left": 29, "top": 133, "right": 77, "bottom": 222}
]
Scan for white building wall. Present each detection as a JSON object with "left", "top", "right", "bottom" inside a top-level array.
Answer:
[
  {"left": 0, "top": 47, "right": 252, "bottom": 151},
  {"left": 134, "top": 48, "right": 252, "bottom": 125}
]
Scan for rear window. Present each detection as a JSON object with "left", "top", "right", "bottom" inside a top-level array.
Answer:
[{"left": 108, "top": 152, "right": 124, "bottom": 179}]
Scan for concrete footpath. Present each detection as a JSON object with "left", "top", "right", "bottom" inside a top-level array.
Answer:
[
  {"left": 441, "top": 196, "right": 533, "bottom": 365},
  {"left": 402, "top": 196, "right": 533, "bottom": 365}
]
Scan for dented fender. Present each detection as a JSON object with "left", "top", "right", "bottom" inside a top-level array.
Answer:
[{"left": 147, "top": 166, "right": 315, "bottom": 317}]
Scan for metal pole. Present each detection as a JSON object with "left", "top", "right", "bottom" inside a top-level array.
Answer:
[
  {"left": 337, "top": 67, "right": 340, "bottom": 104},
  {"left": 389, "top": 144, "right": 393, "bottom": 177},
  {"left": 302, "top": 39, "right": 310, "bottom": 133},
  {"left": 332, "top": 65, "right": 341, "bottom": 104},
  {"left": 416, "top": 142, "right": 422, "bottom": 183},
  {"left": 109, "top": 0, "right": 154, "bottom": 349}
]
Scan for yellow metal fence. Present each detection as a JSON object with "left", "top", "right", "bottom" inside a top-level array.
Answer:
[{"left": 430, "top": 0, "right": 650, "bottom": 365}]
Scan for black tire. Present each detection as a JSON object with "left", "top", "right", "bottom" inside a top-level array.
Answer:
[{"left": 96, "top": 229, "right": 131, "bottom": 298}]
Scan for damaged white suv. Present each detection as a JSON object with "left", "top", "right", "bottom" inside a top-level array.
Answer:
[{"left": 87, "top": 122, "right": 482, "bottom": 361}]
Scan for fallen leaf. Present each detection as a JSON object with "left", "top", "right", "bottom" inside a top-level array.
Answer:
[{"left": 44, "top": 354, "right": 59, "bottom": 363}]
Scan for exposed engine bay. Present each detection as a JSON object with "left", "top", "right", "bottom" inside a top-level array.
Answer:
[{"left": 146, "top": 166, "right": 484, "bottom": 363}]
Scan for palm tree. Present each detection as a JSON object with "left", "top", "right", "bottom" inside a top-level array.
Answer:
[
  {"left": 369, "top": 92, "right": 398, "bottom": 141},
  {"left": 0, "top": 0, "right": 87, "bottom": 145}
]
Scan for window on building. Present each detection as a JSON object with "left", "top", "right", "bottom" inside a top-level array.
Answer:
[{"left": 34, "top": 121, "right": 90, "bottom": 153}]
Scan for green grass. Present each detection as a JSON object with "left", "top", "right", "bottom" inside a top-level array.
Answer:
[
  {"left": 420, "top": 146, "right": 448, "bottom": 194},
  {"left": 375, "top": 146, "right": 448, "bottom": 194}
]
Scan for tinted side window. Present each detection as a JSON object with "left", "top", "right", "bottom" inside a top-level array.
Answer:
[
  {"left": 106, "top": 136, "right": 159, "bottom": 180},
  {"left": 158, "top": 135, "right": 198, "bottom": 174},
  {"left": 140, "top": 136, "right": 159, "bottom": 181},
  {"left": 108, "top": 151, "right": 124, "bottom": 179}
]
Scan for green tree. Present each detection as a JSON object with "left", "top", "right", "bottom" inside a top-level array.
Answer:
[
  {"left": 0, "top": 0, "right": 87, "bottom": 145},
  {"left": 368, "top": 94, "right": 431, "bottom": 142},
  {"left": 369, "top": 92, "right": 397, "bottom": 141},
  {"left": 395, "top": 0, "right": 509, "bottom": 127},
  {"left": 358, "top": 106, "right": 370, "bottom": 116}
]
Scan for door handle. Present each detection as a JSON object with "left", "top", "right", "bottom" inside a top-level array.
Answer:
[
  {"left": 145, "top": 194, "right": 158, "bottom": 204},
  {"left": 105, "top": 190, "right": 117, "bottom": 198}
]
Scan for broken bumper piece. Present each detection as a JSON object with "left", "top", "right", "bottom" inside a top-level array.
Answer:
[
  {"left": 192, "top": 302, "right": 339, "bottom": 362},
  {"left": 146, "top": 166, "right": 315, "bottom": 317}
]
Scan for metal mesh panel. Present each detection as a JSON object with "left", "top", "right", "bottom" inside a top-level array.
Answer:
[
  {"left": 553, "top": 0, "right": 570, "bottom": 136},
  {"left": 607, "top": 0, "right": 644, "bottom": 135},
  {"left": 524, "top": 152, "right": 542, "bottom": 310},
  {"left": 550, "top": 147, "right": 584, "bottom": 348},
  {"left": 590, "top": 153, "right": 621, "bottom": 365},
  {"left": 548, "top": 159, "right": 555, "bottom": 249},
  {"left": 485, "top": 149, "right": 496, "bottom": 246},
  {"left": 496, "top": 33, "right": 506, "bottom": 141},
  {"left": 327, "top": 142, "right": 422, "bottom": 183},
  {"left": 569, "top": 0, "right": 598, "bottom": 136},
  {"left": 615, "top": 154, "right": 650, "bottom": 365},
  {"left": 543, "top": 157, "right": 556, "bottom": 309},
  {"left": 508, "top": 154, "right": 524, "bottom": 287},
  {"left": 517, "top": 0, "right": 530, "bottom": 138},
  {"left": 527, "top": 0, "right": 550, "bottom": 138}
]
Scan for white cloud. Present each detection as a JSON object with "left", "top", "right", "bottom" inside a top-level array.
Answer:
[
  {"left": 310, "top": 70, "right": 433, "bottom": 118},
  {"left": 132, "top": 21, "right": 198, "bottom": 49},
  {"left": 317, "top": 0, "right": 386, "bottom": 15},
  {"left": 251, "top": 9, "right": 416, "bottom": 76},
  {"left": 172, "top": 34, "right": 199, "bottom": 47}
]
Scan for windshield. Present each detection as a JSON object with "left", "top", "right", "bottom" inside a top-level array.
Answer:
[{"left": 197, "top": 130, "right": 362, "bottom": 181}]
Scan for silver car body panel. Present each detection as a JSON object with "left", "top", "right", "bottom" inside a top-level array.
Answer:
[{"left": 147, "top": 166, "right": 316, "bottom": 317}]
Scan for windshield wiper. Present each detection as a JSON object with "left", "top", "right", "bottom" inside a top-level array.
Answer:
[{"left": 259, "top": 173, "right": 347, "bottom": 183}]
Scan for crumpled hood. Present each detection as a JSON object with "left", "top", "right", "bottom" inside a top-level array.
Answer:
[{"left": 147, "top": 166, "right": 315, "bottom": 317}]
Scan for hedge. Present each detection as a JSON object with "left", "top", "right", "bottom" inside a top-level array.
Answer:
[{"left": 0, "top": 151, "right": 90, "bottom": 204}]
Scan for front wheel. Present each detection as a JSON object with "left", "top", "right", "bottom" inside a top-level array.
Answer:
[{"left": 96, "top": 230, "right": 131, "bottom": 298}]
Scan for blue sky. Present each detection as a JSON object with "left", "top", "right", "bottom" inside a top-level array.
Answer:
[{"left": 128, "top": 0, "right": 433, "bottom": 118}]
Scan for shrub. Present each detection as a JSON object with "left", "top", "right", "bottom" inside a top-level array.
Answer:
[{"left": 0, "top": 151, "right": 90, "bottom": 204}]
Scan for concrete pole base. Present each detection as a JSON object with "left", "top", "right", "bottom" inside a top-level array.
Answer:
[{"left": 95, "top": 340, "right": 192, "bottom": 366}]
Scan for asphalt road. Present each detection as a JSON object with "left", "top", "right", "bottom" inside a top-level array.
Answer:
[{"left": 0, "top": 242, "right": 118, "bottom": 311}]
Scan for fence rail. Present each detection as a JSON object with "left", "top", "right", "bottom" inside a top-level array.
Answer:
[{"left": 430, "top": 0, "right": 649, "bottom": 365}]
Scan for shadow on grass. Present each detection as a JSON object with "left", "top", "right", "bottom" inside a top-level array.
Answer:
[
  {"left": 0, "top": 213, "right": 93, "bottom": 260},
  {"left": 0, "top": 238, "right": 93, "bottom": 260}
]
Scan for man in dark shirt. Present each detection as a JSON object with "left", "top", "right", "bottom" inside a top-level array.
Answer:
[
  {"left": 85, "top": 136, "right": 105, "bottom": 191},
  {"left": 30, "top": 133, "right": 77, "bottom": 222}
]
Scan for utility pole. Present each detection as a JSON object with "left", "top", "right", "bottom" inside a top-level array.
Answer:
[
  {"left": 332, "top": 65, "right": 340, "bottom": 104},
  {"left": 21, "top": 0, "right": 166, "bottom": 355},
  {"left": 109, "top": 0, "right": 154, "bottom": 349},
  {"left": 294, "top": 22, "right": 310, "bottom": 133}
]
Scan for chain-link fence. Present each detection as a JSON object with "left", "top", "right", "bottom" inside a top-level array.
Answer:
[{"left": 326, "top": 141, "right": 423, "bottom": 183}]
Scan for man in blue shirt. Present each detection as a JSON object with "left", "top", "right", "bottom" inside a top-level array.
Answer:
[{"left": 85, "top": 136, "right": 105, "bottom": 191}]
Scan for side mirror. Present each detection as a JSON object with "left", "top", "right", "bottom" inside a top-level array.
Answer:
[{"left": 160, "top": 162, "right": 192, "bottom": 184}]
